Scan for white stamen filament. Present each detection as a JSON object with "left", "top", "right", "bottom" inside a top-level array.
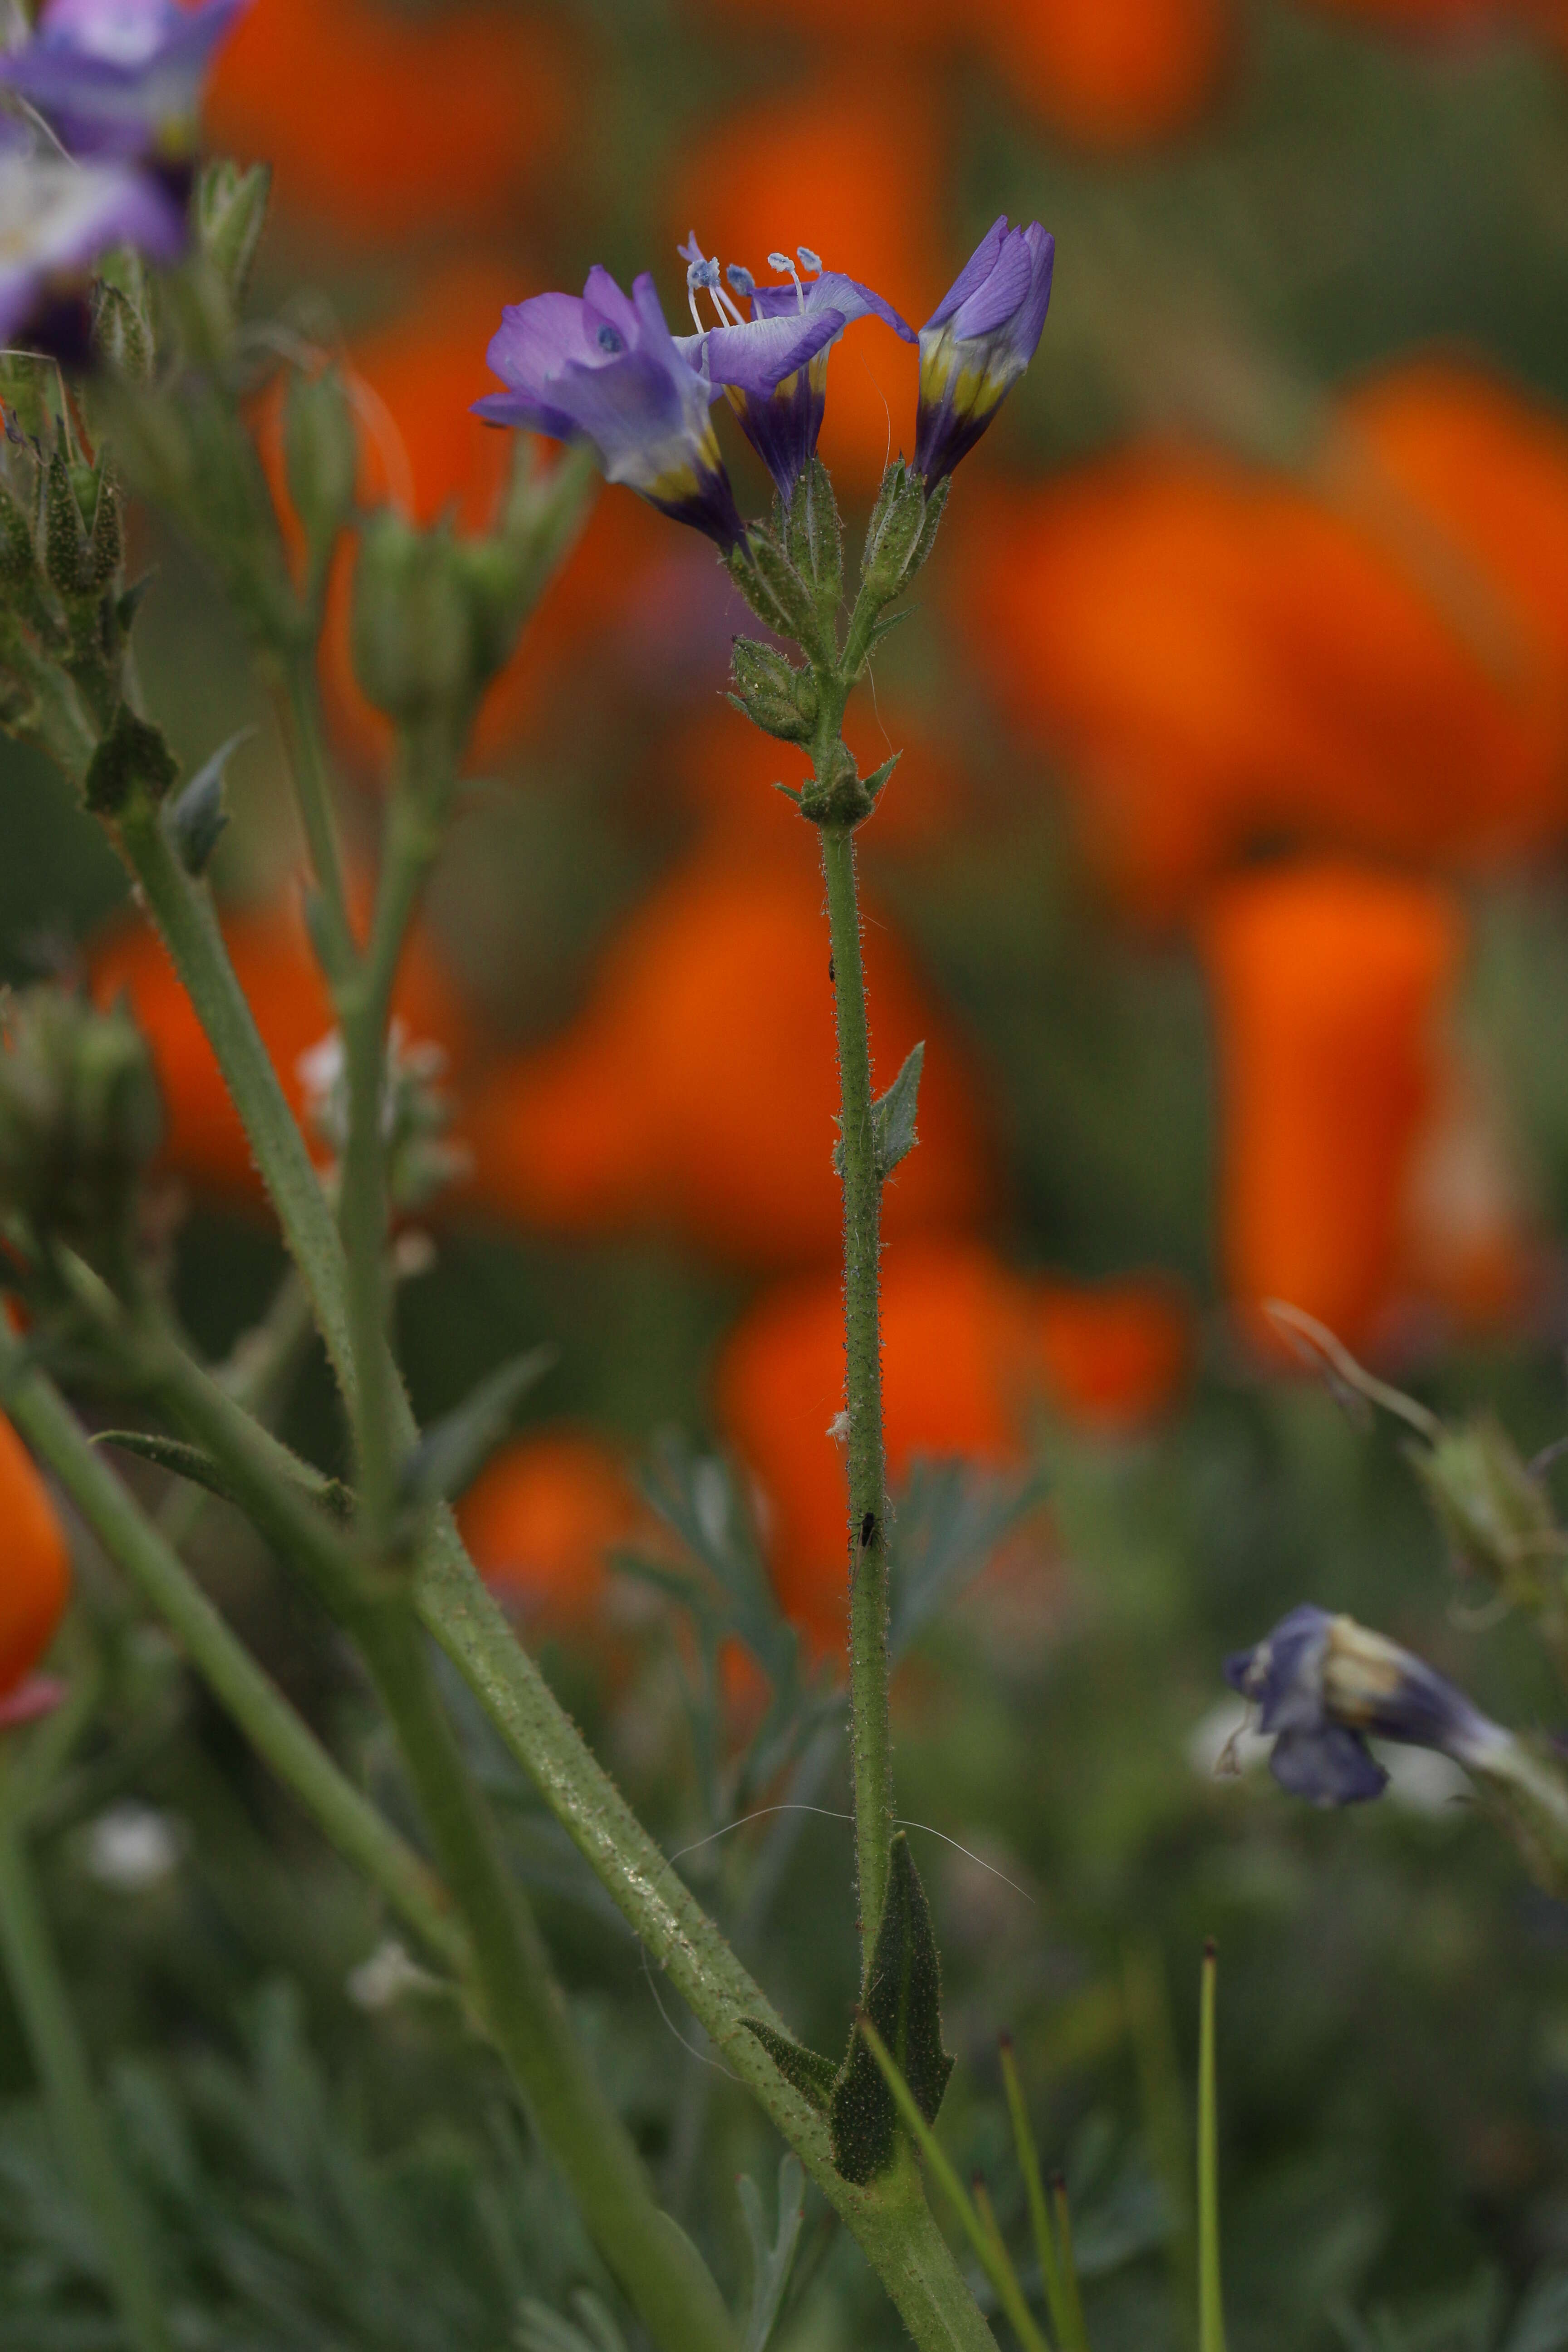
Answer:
[{"left": 767, "top": 250, "right": 805, "bottom": 313}]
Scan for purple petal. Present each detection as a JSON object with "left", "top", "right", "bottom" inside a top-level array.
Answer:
[
  {"left": 949, "top": 227, "right": 1036, "bottom": 340},
  {"left": 925, "top": 213, "right": 1009, "bottom": 333},
  {"left": 702, "top": 305, "right": 846, "bottom": 396},
  {"left": 1270, "top": 1725, "right": 1389, "bottom": 1806}
]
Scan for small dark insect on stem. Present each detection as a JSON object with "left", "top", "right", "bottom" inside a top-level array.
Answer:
[
  {"left": 828, "top": 956, "right": 835, "bottom": 984},
  {"left": 860, "top": 1510, "right": 878, "bottom": 1548}
]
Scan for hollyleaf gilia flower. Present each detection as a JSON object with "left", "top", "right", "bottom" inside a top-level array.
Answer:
[
  {"left": 0, "top": 143, "right": 183, "bottom": 352},
  {"left": 915, "top": 215, "right": 1053, "bottom": 488},
  {"left": 475, "top": 266, "right": 745, "bottom": 551},
  {"left": 681, "top": 235, "right": 913, "bottom": 502},
  {"left": 0, "top": 0, "right": 247, "bottom": 169},
  {"left": 1223, "top": 1603, "right": 1509, "bottom": 1805}
]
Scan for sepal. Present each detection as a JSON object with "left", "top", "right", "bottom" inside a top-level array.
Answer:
[{"left": 729, "top": 637, "right": 818, "bottom": 743}]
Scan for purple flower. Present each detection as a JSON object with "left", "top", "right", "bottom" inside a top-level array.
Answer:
[
  {"left": 681, "top": 236, "right": 914, "bottom": 503},
  {"left": 0, "top": 146, "right": 183, "bottom": 354},
  {"left": 0, "top": 0, "right": 247, "bottom": 169},
  {"left": 475, "top": 266, "right": 745, "bottom": 552},
  {"left": 914, "top": 216, "right": 1053, "bottom": 488},
  {"left": 1224, "top": 1604, "right": 1509, "bottom": 1806}
]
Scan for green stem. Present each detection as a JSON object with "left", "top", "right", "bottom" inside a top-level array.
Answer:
[
  {"left": 820, "top": 822, "right": 894, "bottom": 1967},
  {"left": 1198, "top": 1942, "right": 1226, "bottom": 2352},
  {"left": 352, "top": 1595, "right": 739, "bottom": 2352},
  {"left": 274, "top": 650, "right": 356, "bottom": 985},
  {"left": 0, "top": 1341, "right": 465, "bottom": 1974},
  {"left": 413, "top": 1519, "right": 997, "bottom": 2350},
  {"left": 110, "top": 1312, "right": 740, "bottom": 2352},
  {"left": 0, "top": 1762, "right": 172, "bottom": 2352},
  {"left": 113, "top": 795, "right": 357, "bottom": 1405},
  {"left": 102, "top": 746, "right": 995, "bottom": 2352},
  {"left": 333, "top": 735, "right": 453, "bottom": 1545}
]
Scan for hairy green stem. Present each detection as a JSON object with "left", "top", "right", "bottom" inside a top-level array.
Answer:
[
  {"left": 0, "top": 1760, "right": 173, "bottom": 2352},
  {"left": 103, "top": 698, "right": 997, "bottom": 2352},
  {"left": 820, "top": 823, "right": 894, "bottom": 1966},
  {"left": 0, "top": 1341, "right": 465, "bottom": 1974},
  {"left": 353, "top": 1595, "right": 739, "bottom": 2352},
  {"left": 274, "top": 651, "right": 356, "bottom": 984},
  {"left": 111, "top": 1311, "right": 740, "bottom": 2352},
  {"left": 113, "top": 797, "right": 357, "bottom": 1402},
  {"left": 333, "top": 735, "right": 453, "bottom": 1544},
  {"left": 1198, "top": 1942, "right": 1226, "bottom": 2352}
]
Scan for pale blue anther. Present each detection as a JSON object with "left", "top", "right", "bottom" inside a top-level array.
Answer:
[
  {"left": 726, "top": 262, "right": 756, "bottom": 299},
  {"left": 796, "top": 245, "right": 822, "bottom": 273}
]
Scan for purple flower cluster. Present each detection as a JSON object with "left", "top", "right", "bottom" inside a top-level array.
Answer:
[
  {"left": 0, "top": 0, "right": 244, "bottom": 352},
  {"left": 475, "top": 214, "right": 1053, "bottom": 554},
  {"left": 1225, "top": 1604, "right": 1509, "bottom": 1805}
]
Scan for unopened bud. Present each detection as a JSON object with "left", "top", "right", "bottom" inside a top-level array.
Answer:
[
  {"left": 1410, "top": 1413, "right": 1563, "bottom": 1605},
  {"left": 284, "top": 366, "right": 358, "bottom": 575},
  {"left": 729, "top": 637, "right": 817, "bottom": 743},
  {"left": 351, "top": 513, "right": 475, "bottom": 724},
  {"left": 194, "top": 160, "right": 271, "bottom": 304},
  {"left": 859, "top": 459, "right": 929, "bottom": 603},
  {"left": 0, "top": 987, "right": 163, "bottom": 1268},
  {"left": 92, "top": 280, "right": 155, "bottom": 382}
]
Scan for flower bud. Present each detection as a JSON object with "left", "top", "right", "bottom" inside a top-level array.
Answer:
[
  {"left": 729, "top": 637, "right": 818, "bottom": 744},
  {"left": 860, "top": 459, "right": 930, "bottom": 603},
  {"left": 285, "top": 366, "right": 358, "bottom": 583},
  {"left": 351, "top": 514, "right": 475, "bottom": 726},
  {"left": 92, "top": 280, "right": 155, "bottom": 382},
  {"left": 726, "top": 529, "right": 818, "bottom": 647},
  {"left": 1409, "top": 1414, "right": 1562, "bottom": 1605},
  {"left": 0, "top": 987, "right": 163, "bottom": 1269},
  {"left": 0, "top": 481, "right": 37, "bottom": 595},
  {"left": 194, "top": 160, "right": 271, "bottom": 305}
]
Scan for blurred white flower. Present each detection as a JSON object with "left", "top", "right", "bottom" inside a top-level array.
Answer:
[{"left": 85, "top": 1800, "right": 185, "bottom": 1892}]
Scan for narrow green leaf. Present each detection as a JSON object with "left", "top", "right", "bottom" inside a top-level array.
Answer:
[
  {"left": 397, "top": 1344, "right": 555, "bottom": 1514},
  {"left": 872, "top": 1040, "right": 923, "bottom": 1180},
  {"left": 1000, "top": 2033, "right": 1074, "bottom": 2351},
  {"left": 741, "top": 2019, "right": 838, "bottom": 2115},
  {"left": 516, "top": 2290, "right": 629, "bottom": 2352},
  {"left": 92, "top": 1428, "right": 352, "bottom": 1519},
  {"left": 164, "top": 726, "right": 253, "bottom": 877},
  {"left": 739, "top": 2153, "right": 806, "bottom": 2352},
  {"left": 1050, "top": 2174, "right": 1091, "bottom": 2352},
  {"left": 1199, "top": 1938, "right": 1227, "bottom": 2352},
  {"left": 830, "top": 1831, "right": 953, "bottom": 2183},
  {"left": 92, "top": 1430, "right": 240, "bottom": 1504}
]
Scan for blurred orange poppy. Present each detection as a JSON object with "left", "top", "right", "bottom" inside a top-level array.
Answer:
[
  {"left": 0, "top": 1414, "right": 69, "bottom": 1704},
  {"left": 717, "top": 1236, "right": 1189, "bottom": 1650},
  {"left": 457, "top": 853, "right": 991, "bottom": 1267},
  {"left": 668, "top": 76, "right": 945, "bottom": 494},
  {"left": 458, "top": 1429, "right": 653, "bottom": 1634},
  {"left": 205, "top": 0, "right": 573, "bottom": 243},
  {"left": 977, "top": 0, "right": 1227, "bottom": 148},
  {"left": 1198, "top": 859, "right": 1523, "bottom": 1354},
  {"left": 959, "top": 362, "right": 1568, "bottom": 920},
  {"left": 90, "top": 893, "right": 475, "bottom": 1211}
]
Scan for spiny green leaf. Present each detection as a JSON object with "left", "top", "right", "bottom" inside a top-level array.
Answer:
[
  {"left": 741, "top": 2019, "right": 838, "bottom": 2114},
  {"left": 830, "top": 1832, "right": 953, "bottom": 2184},
  {"left": 165, "top": 726, "right": 253, "bottom": 877},
  {"left": 873, "top": 1039, "right": 923, "bottom": 1179}
]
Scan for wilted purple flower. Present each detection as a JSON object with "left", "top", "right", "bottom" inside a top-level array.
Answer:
[
  {"left": 0, "top": 146, "right": 183, "bottom": 355},
  {"left": 0, "top": 0, "right": 246, "bottom": 171},
  {"left": 475, "top": 266, "right": 745, "bottom": 552},
  {"left": 914, "top": 215, "right": 1053, "bottom": 489},
  {"left": 1224, "top": 1604, "right": 1509, "bottom": 1806},
  {"left": 681, "top": 235, "right": 913, "bottom": 502}
]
